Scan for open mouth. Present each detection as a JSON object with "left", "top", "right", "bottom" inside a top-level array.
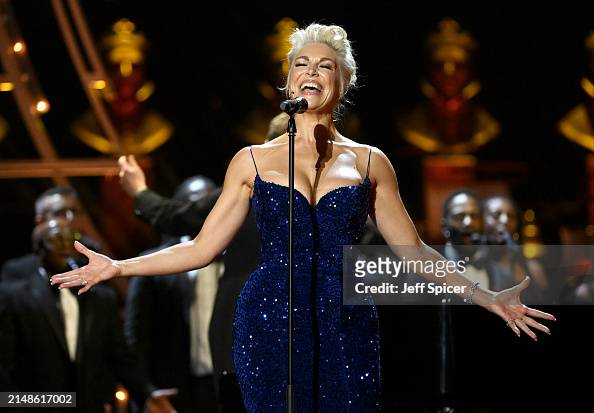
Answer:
[{"left": 300, "top": 82, "right": 322, "bottom": 94}]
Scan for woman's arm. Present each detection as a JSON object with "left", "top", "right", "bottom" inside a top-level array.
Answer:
[
  {"left": 369, "top": 147, "right": 494, "bottom": 304},
  {"left": 51, "top": 147, "right": 255, "bottom": 294},
  {"left": 369, "top": 147, "right": 555, "bottom": 338}
]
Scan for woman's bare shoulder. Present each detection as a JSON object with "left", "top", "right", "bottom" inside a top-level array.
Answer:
[
  {"left": 247, "top": 137, "right": 288, "bottom": 162},
  {"left": 335, "top": 135, "right": 378, "bottom": 156},
  {"left": 335, "top": 137, "right": 395, "bottom": 177},
  {"left": 265, "top": 134, "right": 288, "bottom": 146},
  {"left": 249, "top": 136, "right": 287, "bottom": 151},
  {"left": 223, "top": 146, "right": 263, "bottom": 187}
]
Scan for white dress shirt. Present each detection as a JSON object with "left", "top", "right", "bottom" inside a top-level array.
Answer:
[{"left": 189, "top": 261, "right": 224, "bottom": 377}]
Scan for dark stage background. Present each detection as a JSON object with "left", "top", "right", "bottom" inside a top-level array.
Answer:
[{"left": 1, "top": 1, "right": 593, "bottom": 411}]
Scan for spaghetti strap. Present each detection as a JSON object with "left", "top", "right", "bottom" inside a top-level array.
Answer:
[
  {"left": 365, "top": 147, "right": 372, "bottom": 178},
  {"left": 249, "top": 146, "right": 259, "bottom": 175}
]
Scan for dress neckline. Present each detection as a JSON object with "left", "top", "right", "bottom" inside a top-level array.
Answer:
[{"left": 254, "top": 173, "right": 370, "bottom": 209}]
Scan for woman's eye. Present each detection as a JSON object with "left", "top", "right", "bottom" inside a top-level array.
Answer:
[
  {"left": 321, "top": 65, "right": 333, "bottom": 69},
  {"left": 295, "top": 63, "right": 306, "bottom": 67}
]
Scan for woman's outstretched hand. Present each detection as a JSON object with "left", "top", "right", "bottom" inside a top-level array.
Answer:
[
  {"left": 50, "top": 241, "right": 121, "bottom": 295},
  {"left": 485, "top": 276, "right": 556, "bottom": 341}
]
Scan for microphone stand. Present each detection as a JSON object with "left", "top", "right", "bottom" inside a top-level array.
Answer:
[
  {"left": 437, "top": 300, "right": 455, "bottom": 413},
  {"left": 278, "top": 97, "right": 306, "bottom": 413},
  {"left": 439, "top": 242, "right": 462, "bottom": 413},
  {"left": 286, "top": 114, "right": 296, "bottom": 413}
]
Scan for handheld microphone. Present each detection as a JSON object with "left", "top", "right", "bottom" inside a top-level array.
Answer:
[
  {"left": 280, "top": 97, "right": 308, "bottom": 115},
  {"left": 66, "top": 256, "right": 79, "bottom": 270},
  {"left": 470, "top": 232, "right": 486, "bottom": 245},
  {"left": 500, "top": 230, "right": 515, "bottom": 245}
]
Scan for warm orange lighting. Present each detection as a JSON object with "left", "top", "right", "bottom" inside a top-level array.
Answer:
[
  {"left": 0, "top": 82, "right": 14, "bottom": 92},
  {"left": 523, "top": 209, "right": 535, "bottom": 222},
  {"left": 135, "top": 81, "right": 154, "bottom": 102},
  {"left": 13, "top": 41, "right": 25, "bottom": 54},
  {"left": 92, "top": 80, "right": 106, "bottom": 90},
  {"left": 523, "top": 224, "right": 539, "bottom": 238},
  {"left": 35, "top": 99, "right": 50, "bottom": 114},
  {"left": 120, "top": 61, "right": 133, "bottom": 77},
  {"left": 115, "top": 390, "right": 127, "bottom": 401}
]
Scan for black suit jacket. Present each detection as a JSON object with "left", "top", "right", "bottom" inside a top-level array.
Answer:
[
  {"left": 132, "top": 189, "right": 261, "bottom": 379},
  {"left": 0, "top": 253, "right": 38, "bottom": 284},
  {"left": 134, "top": 188, "right": 221, "bottom": 237},
  {"left": 0, "top": 255, "right": 154, "bottom": 412}
]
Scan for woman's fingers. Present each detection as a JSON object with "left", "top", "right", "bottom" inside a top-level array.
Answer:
[
  {"left": 514, "top": 319, "right": 538, "bottom": 341},
  {"left": 524, "top": 306, "right": 556, "bottom": 321},
  {"left": 57, "top": 277, "right": 85, "bottom": 289},
  {"left": 74, "top": 241, "right": 93, "bottom": 259},
  {"left": 50, "top": 269, "right": 79, "bottom": 285},
  {"left": 49, "top": 245, "right": 114, "bottom": 295},
  {"left": 522, "top": 316, "right": 551, "bottom": 335},
  {"left": 77, "top": 280, "right": 94, "bottom": 295},
  {"left": 515, "top": 276, "right": 531, "bottom": 292},
  {"left": 506, "top": 318, "right": 522, "bottom": 337},
  {"left": 49, "top": 268, "right": 89, "bottom": 293},
  {"left": 496, "top": 286, "right": 555, "bottom": 341},
  {"left": 51, "top": 268, "right": 96, "bottom": 295}
]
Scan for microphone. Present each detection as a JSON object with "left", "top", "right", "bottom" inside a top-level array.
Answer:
[
  {"left": 470, "top": 232, "right": 486, "bottom": 245},
  {"left": 66, "top": 256, "right": 79, "bottom": 270},
  {"left": 280, "top": 97, "right": 308, "bottom": 115}
]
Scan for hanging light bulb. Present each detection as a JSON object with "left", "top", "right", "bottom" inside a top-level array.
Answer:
[
  {"left": 13, "top": 41, "right": 26, "bottom": 54},
  {"left": 35, "top": 99, "right": 50, "bottom": 114}
]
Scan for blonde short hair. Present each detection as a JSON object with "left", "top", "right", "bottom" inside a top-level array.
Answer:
[{"left": 282, "top": 23, "right": 357, "bottom": 107}]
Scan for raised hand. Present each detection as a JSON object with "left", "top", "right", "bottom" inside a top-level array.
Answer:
[
  {"left": 486, "top": 276, "right": 556, "bottom": 341},
  {"left": 50, "top": 241, "right": 121, "bottom": 295},
  {"left": 118, "top": 154, "right": 148, "bottom": 196}
]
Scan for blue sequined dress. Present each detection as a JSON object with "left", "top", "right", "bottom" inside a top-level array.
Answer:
[{"left": 233, "top": 146, "right": 381, "bottom": 412}]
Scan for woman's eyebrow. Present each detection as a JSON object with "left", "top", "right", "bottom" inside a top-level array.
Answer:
[{"left": 295, "top": 56, "right": 336, "bottom": 63}]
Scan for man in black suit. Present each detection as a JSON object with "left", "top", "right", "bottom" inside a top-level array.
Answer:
[
  {"left": 0, "top": 186, "right": 85, "bottom": 283},
  {"left": 439, "top": 190, "right": 514, "bottom": 409},
  {"left": 119, "top": 156, "right": 261, "bottom": 412},
  {"left": 0, "top": 187, "right": 175, "bottom": 413},
  {"left": 0, "top": 186, "right": 105, "bottom": 285}
]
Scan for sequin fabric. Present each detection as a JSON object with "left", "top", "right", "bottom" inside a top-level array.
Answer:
[{"left": 232, "top": 148, "right": 381, "bottom": 412}]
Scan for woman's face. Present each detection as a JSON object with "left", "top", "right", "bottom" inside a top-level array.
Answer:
[{"left": 288, "top": 42, "right": 341, "bottom": 113}]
